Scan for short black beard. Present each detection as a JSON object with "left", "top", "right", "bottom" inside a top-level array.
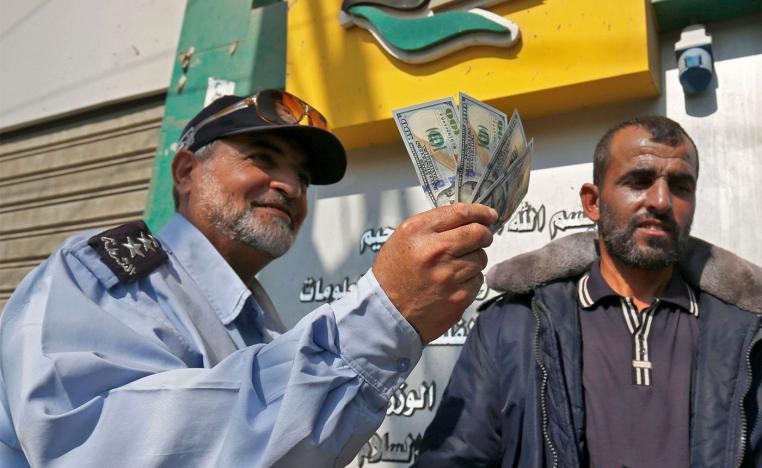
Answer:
[{"left": 598, "top": 200, "right": 691, "bottom": 270}]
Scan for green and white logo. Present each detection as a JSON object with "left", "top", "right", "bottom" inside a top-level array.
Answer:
[{"left": 340, "top": 0, "right": 521, "bottom": 64}]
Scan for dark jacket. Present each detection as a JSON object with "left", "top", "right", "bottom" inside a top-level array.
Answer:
[{"left": 414, "top": 233, "right": 762, "bottom": 467}]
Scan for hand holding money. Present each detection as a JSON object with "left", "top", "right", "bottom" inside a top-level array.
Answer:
[
  {"left": 372, "top": 204, "right": 497, "bottom": 344},
  {"left": 393, "top": 93, "right": 534, "bottom": 233}
]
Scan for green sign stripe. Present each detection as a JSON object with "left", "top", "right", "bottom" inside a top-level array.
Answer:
[
  {"left": 652, "top": 0, "right": 761, "bottom": 32},
  {"left": 348, "top": 6, "right": 509, "bottom": 52}
]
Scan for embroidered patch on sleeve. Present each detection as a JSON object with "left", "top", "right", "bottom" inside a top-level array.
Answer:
[{"left": 88, "top": 221, "right": 168, "bottom": 283}]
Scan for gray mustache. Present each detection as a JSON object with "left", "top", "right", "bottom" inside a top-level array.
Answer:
[{"left": 250, "top": 192, "right": 298, "bottom": 214}]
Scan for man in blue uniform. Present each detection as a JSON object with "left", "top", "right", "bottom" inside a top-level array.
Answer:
[{"left": 0, "top": 89, "right": 497, "bottom": 467}]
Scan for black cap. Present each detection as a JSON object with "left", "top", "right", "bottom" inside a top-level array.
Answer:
[{"left": 178, "top": 95, "right": 347, "bottom": 185}]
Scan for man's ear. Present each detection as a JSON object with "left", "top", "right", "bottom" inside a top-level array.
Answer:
[
  {"left": 172, "top": 150, "right": 198, "bottom": 207},
  {"left": 579, "top": 182, "right": 601, "bottom": 222}
]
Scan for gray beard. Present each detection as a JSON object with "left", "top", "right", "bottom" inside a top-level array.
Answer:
[
  {"left": 198, "top": 170, "right": 296, "bottom": 259},
  {"left": 598, "top": 200, "right": 691, "bottom": 271}
]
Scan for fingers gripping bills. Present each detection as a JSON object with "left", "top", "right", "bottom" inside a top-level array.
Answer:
[{"left": 393, "top": 93, "right": 534, "bottom": 233}]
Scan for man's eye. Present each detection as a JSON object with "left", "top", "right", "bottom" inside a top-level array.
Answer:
[
  {"left": 249, "top": 153, "right": 275, "bottom": 167},
  {"left": 671, "top": 181, "right": 694, "bottom": 194},
  {"left": 630, "top": 177, "right": 653, "bottom": 189},
  {"left": 299, "top": 174, "right": 311, "bottom": 188}
]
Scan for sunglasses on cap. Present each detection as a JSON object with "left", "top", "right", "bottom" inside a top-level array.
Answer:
[{"left": 178, "top": 89, "right": 329, "bottom": 151}]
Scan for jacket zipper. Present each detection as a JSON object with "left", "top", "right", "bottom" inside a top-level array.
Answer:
[
  {"left": 533, "top": 300, "right": 559, "bottom": 468},
  {"left": 735, "top": 331, "right": 760, "bottom": 467}
]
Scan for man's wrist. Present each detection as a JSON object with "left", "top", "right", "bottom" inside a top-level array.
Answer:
[{"left": 330, "top": 270, "right": 423, "bottom": 398}]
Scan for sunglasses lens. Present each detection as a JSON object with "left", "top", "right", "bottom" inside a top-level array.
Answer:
[
  {"left": 256, "top": 89, "right": 302, "bottom": 125},
  {"left": 280, "top": 93, "right": 308, "bottom": 122},
  {"left": 307, "top": 109, "right": 329, "bottom": 129},
  {"left": 254, "top": 89, "right": 329, "bottom": 129}
]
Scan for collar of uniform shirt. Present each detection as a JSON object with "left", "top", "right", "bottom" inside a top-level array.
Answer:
[
  {"left": 577, "top": 260, "right": 699, "bottom": 316},
  {"left": 157, "top": 213, "right": 253, "bottom": 325}
]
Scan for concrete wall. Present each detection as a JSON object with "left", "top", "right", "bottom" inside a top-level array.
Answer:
[
  {"left": 0, "top": 0, "right": 185, "bottom": 306},
  {"left": 0, "top": 0, "right": 186, "bottom": 131}
]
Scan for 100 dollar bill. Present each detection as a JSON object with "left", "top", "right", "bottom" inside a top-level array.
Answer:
[
  {"left": 470, "top": 109, "right": 527, "bottom": 204},
  {"left": 475, "top": 139, "right": 534, "bottom": 232},
  {"left": 457, "top": 92, "right": 507, "bottom": 203},
  {"left": 392, "top": 98, "right": 460, "bottom": 207}
]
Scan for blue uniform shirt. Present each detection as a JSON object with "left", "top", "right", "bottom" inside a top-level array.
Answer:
[{"left": 0, "top": 213, "right": 423, "bottom": 467}]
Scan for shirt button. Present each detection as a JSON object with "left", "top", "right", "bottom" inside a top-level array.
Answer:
[{"left": 397, "top": 358, "right": 410, "bottom": 372}]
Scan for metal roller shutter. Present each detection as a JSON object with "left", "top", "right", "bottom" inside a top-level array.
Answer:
[{"left": 0, "top": 96, "right": 165, "bottom": 309}]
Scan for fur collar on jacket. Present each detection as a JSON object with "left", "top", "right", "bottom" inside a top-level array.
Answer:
[{"left": 486, "top": 231, "right": 762, "bottom": 315}]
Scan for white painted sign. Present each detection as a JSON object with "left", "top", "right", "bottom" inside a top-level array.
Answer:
[{"left": 204, "top": 78, "right": 237, "bottom": 106}]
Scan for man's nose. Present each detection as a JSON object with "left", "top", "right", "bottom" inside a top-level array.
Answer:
[
  {"left": 270, "top": 169, "right": 303, "bottom": 199},
  {"left": 645, "top": 178, "right": 671, "bottom": 213}
]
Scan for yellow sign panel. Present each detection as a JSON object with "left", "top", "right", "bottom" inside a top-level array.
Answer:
[{"left": 286, "top": 0, "right": 659, "bottom": 150}]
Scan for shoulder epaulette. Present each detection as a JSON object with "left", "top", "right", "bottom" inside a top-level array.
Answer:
[{"left": 88, "top": 220, "right": 168, "bottom": 283}]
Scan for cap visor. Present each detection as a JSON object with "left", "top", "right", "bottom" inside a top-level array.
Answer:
[{"left": 220, "top": 125, "right": 346, "bottom": 185}]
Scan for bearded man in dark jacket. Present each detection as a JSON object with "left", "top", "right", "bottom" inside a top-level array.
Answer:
[{"left": 414, "top": 116, "right": 762, "bottom": 468}]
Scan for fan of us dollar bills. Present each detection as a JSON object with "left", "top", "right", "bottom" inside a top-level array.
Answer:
[{"left": 392, "top": 92, "right": 534, "bottom": 233}]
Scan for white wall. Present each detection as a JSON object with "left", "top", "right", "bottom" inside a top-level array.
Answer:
[
  {"left": 0, "top": 0, "right": 187, "bottom": 131},
  {"left": 525, "top": 15, "right": 762, "bottom": 263}
]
